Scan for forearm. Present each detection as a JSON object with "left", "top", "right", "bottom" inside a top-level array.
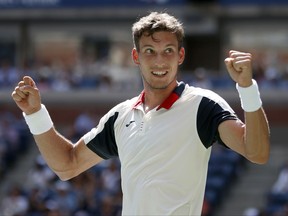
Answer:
[
  {"left": 23, "top": 104, "right": 102, "bottom": 180},
  {"left": 23, "top": 104, "right": 75, "bottom": 173},
  {"left": 244, "top": 107, "right": 270, "bottom": 164},
  {"left": 12, "top": 78, "right": 100, "bottom": 180},
  {"left": 236, "top": 79, "right": 270, "bottom": 164},
  {"left": 33, "top": 127, "right": 77, "bottom": 175}
]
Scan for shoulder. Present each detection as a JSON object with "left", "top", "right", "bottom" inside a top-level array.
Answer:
[
  {"left": 184, "top": 84, "right": 222, "bottom": 101},
  {"left": 109, "top": 96, "right": 139, "bottom": 114},
  {"left": 101, "top": 96, "right": 139, "bottom": 124},
  {"left": 183, "top": 84, "right": 233, "bottom": 112}
]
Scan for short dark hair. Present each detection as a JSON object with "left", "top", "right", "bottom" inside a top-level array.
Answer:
[{"left": 132, "top": 12, "right": 184, "bottom": 51}]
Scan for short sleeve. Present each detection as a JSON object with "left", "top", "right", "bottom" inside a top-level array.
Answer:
[
  {"left": 83, "top": 112, "right": 119, "bottom": 159},
  {"left": 197, "top": 96, "right": 238, "bottom": 148}
]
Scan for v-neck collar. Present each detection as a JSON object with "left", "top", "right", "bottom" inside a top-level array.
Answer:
[{"left": 132, "top": 82, "right": 185, "bottom": 111}]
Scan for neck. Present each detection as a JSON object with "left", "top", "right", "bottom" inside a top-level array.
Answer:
[{"left": 143, "top": 82, "right": 177, "bottom": 112}]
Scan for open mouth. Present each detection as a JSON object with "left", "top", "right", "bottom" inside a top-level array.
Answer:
[{"left": 151, "top": 71, "right": 168, "bottom": 77}]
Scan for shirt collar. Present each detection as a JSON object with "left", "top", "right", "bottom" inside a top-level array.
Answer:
[{"left": 132, "top": 82, "right": 185, "bottom": 111}]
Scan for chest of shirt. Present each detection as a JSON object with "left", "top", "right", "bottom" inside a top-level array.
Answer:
[{"left": 114, "top": 100, "right": 204, "bottom": 167}]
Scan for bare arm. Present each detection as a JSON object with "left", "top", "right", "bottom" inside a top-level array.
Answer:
[
  {"left": 221, "top": 50, "right": 270, "bottom": 164},
  {"left": 11, "top": 76, "right": 103, "bottom": 180},
  {"left": 33, "top": 129, "right": 103, "bottom": 180},
  {"left": 219, "top": 108, "right": 270, "bottom": 164}
]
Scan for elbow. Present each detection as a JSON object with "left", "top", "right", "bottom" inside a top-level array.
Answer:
[
  {"left": 53, "top": 169, "right": 78, "bottom": 181},
  {"left": 245, "top": 138, "right": 270, "bottom": 164},
  {"left": 57, "top": 174, "right": 73, "bottom": 181},
  {"left": 249, "top": 154, "right": 269, "bottom": 165},
  {"left": 246, "top": 146, "right": 270, "bottom": 165}
]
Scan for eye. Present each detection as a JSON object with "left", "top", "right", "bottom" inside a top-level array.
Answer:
[
  {"left": 144, "top": 48, "right": 154, "bottom": 54},
  {"left": 165, "top": 48, "right": 174, "bottom": 54}
]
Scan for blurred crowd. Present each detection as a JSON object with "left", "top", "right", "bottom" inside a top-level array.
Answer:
[
  {"left": 0, "top": 55, "right": 141, "bottom": 92},
  {"left": 265, "top": 161, "right": 288, "bottom": 215},
  {"left": 0, "top": 156, "right": 123, "bottom": 216},
  {"left": 1, "top": 52, "right": 288, "bottom": 92},
  {"left": 0, "top": 112, "right": 122, "bottom": 216},
  {"left": 243, "top": 162, "right": 288, "bottom": 216},
  {"left": 0, "top": 111, "right": 31, "bottom": 180}
]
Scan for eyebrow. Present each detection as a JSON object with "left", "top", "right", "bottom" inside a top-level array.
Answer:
[{"left": 140, "top": 43, "right": 177, "bottom": 50}]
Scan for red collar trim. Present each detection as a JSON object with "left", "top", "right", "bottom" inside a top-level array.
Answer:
[
  {"left": 132, "top": 82, "right": 185, "bottom": 110},
  {"left": 133, "top": 91, "right": 145, "bottom": 109}
]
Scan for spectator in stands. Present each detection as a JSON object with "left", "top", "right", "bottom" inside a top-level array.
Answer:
[
  {"left": 272, "top": 161, "right": 288, "bottom": 194},
  {"left": 12, "top": 11, "right": 270, "bottom": 215},
  {"left": 101, "top": 159, "right": 121, "bottom": 194},
  {"left": 243, "top": 207, "right": 260, "bottom": 216},
  {"left": 51, "top": 180, "right": 80, "bottom": 215},
  {"left": 72, "top": 112, "right": 96, "bottom": 141},
  {"left": 191, "top": 67, "right": 212, "bottom": 89},
  {"left": 26, "top": 186, "right": 50, "bottom": 215},
  {"left": 279, "top": 65, "right": 288, "bottom": 89},
  {"left": 0, "top": 59, "right": 19, "bottom": 89},
  {"left": 25, "top": 155, "right": 56, "bottom": 189},
  {"left": 0, "top": 184, "right": 29, "bottom": 216},
  {"left": 0, "top": 111, "right": 30, "bottom": 178}
]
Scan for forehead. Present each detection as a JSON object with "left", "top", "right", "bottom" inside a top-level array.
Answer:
[{"left": 139, "top": 31, "right": 178, "bottom": 48}]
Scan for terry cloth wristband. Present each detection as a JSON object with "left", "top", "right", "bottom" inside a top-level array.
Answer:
[
  {"left": 23, "top": 104, "right": 53, "bottom": 135},
  {"left": 236, "top": 79, "right": 262, "bottom": 112}
]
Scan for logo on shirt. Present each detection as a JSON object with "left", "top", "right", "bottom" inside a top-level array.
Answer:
[{"left": 126, "top": 120, "right": 135, "bottom": 127}]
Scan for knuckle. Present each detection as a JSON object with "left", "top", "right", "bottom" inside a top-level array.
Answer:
[{"left": 18, "top": 81, "right": 24, "bottom": 85}]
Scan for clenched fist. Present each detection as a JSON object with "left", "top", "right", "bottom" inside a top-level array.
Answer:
[
  {"left": 11, "top": 76, "right": 42, "bottom": 115},
  {"left": 225, "top": 50, "right": 253, "bottom": 87}
]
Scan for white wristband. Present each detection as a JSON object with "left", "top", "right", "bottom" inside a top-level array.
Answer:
[
  {"left": 23, "top": 104, "right": 53, "bottom": 135},
  {"left": 236, "top": 79, "right": 262, "bottom": 112}
]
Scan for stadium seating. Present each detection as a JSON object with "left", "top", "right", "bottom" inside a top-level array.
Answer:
[
  {"left": 0, "top": 111, "right": 31, "bottom": 180},
  {"left": 204, "top": 146, "right": 245, "bottom": 214}
]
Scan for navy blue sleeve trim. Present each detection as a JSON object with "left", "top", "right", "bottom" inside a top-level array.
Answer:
[
  {"left": 86, "top": 112, "right": 119, "bottom": 159},
  {"left": 197, "top": 97, "right": 238, "bottom": 148}
]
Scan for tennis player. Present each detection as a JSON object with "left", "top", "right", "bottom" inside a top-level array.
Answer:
[{"left": 12, "top": 12, "right": 270, "bottom": 215}]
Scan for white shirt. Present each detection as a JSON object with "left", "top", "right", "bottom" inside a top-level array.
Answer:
[{"left": 83, "top": 82, "right": 237, "bottom": 215}]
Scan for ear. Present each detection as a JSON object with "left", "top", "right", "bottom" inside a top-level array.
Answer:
[
  {"left": 132, "top": 48, "right": 140, "bottom": 65},
  {"left": 178, "top": 47, "right": 185, "bottom": 65}
]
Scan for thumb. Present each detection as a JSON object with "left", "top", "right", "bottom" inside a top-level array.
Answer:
[
  {"left": 224, "top": 57, "right": 232, "bottom": 68},
  {"left": 20, "top": 76, "right": 38, "bottom": 95},
  {"left": 224, "top": 57, "right": 236, "bottom": 74},
  {"left": 23, "top": 76, "right": 36, "bottom": 87}
]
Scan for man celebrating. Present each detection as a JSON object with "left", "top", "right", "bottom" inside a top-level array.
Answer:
[{"left": 12, "top": 12, "right": 270, "bottom": 215}]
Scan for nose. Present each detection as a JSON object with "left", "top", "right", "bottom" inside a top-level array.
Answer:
[{"left": 153, "top": 54, "right": 166, "bottom": 68}]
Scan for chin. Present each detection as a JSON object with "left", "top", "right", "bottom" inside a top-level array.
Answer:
[{"left": 149, "top": 81, "right": 176, "bottom": 90}]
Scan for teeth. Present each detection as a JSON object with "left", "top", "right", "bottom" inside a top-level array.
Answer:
[{"left": 152, "top": 71, "right": 166, "bottom": 75}]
